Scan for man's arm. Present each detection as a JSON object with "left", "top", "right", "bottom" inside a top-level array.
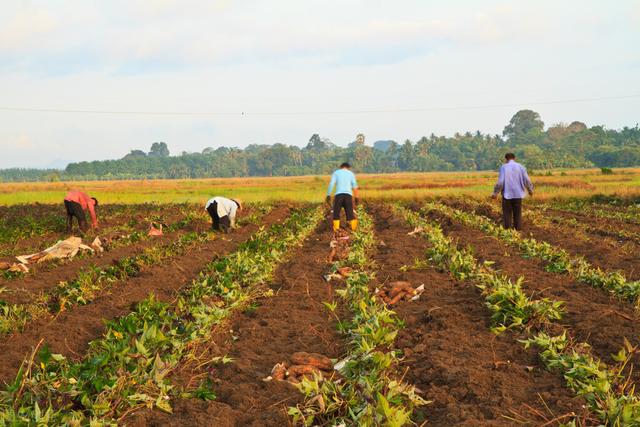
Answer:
[
  {"left": 491, "top": 166, "right": 505, "bottom": 198},
  {"left": 327, "top": 173, "right": 336, "bottom": 196},
  {"left": 326, "top": 172, "right": 336, "bottom": 205},
  {"left": 229, "top": 204, "right": 238, "bottom": 228},
  {"left": 86, "top": 195, "right": 98, "bottom": 228},
  {"left": 522, "top": 167, "right": 534, "bottom": 195}
]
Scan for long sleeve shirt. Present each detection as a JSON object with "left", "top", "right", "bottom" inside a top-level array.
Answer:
[
  {"left": 64, "top": 191, "right": 98, "bottom": 227},
  {"left": 493, "top": 160, "right": 534, "bottom": 200},
  {"left": 205, "top": 197, "right": 239, "bottom": 226},
  {"left": 327, "top": 169, "right": 358, "bottom": 196}
]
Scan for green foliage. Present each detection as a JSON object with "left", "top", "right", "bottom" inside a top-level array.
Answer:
[
  {"left": 0, "top": 206, "right": 322, "bottom": 424},
  {"left": 2, "top": 113, "right": 639, "bottom": 181},
  {"left": 523, "top": 332, "right": 640, "bottom": 424},
  {"left": 426, "top": 201, "right": 640, "bottom": 308},
  {"left": 291, "top": 208, "right": 428, "bottom": 426},
  {"left": 395, "top": 205, "right": 562, "bottom": 333}
]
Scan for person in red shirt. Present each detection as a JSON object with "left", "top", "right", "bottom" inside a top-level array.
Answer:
[{"left": 64, "top": 191, "right": 98, "bottom": 234}]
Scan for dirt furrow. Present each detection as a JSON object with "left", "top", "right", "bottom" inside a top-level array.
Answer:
[
  {"left": 128, "top": 218, "right": 343, "bottom": 427},
  {"left": 370, "top": 204, "right": 584, "bottom": 426},
  {"left": 0, "top": 206, "right": 290, "bottom": 386},
  {"left": 425, "top": 207, "right": 640, "bottom": 376},
  {"left": 446, "top": 199, "right": 640, "bottom": 281},
  {"left": 0, "top": 230, "right": 198, "bottom": 304},
  {"left": 0, "top": 203, "right": 171, "bottom": 257},
  {"left": 529, "top": 206, "right": 640, "bottom": 249}
]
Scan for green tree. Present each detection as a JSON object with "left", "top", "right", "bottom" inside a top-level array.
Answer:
[
  {"left": 503, "top": 110, "right": 545, "bottom": 140},
  {"left": 149, "top": 142, "right": 170, "bottom": 157}
]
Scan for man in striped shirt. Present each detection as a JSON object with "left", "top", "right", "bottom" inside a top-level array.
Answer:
[{"left": 491, "top": 153, "right": 534, "bottom": 230}]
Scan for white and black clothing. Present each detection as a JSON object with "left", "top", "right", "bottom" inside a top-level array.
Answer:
[{"left": 205, "top": 197, "right": 239, "bottom": 232}]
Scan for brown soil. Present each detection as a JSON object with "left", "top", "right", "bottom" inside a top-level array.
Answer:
[
  {"left": 0, "top": 204, "right": 227, "bottom": 303},
  {"left": 370, "top": 204, "right": 586, "bottom": 426},
  {"left": 0, "top": 206, "right": 290, "bottom": 386},
  {"left": 0, "top": 203, "right": 167, "bottom": 256},
  {"left": 127, "top": 215, "right": 343, "bottom": 426},
  {"left": 425, "top": 207, "right": 640, "bottom": 378},
  {"left": 447, "top": 199, "right": 640, "bottom": 281},
  {"left": 531, "top": 205, "right": 640, "bottom": 247}
]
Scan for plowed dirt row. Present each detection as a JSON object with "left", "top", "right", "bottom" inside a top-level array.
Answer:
[
  {"left": 530, "top": 206, "right": 640, "bottom": 248},
  {"left": 0, "top": 223, "right": 207, "bottom": 304},
  {"left": 425, "top": 208, "right": 640, "bottom": 377},
  {"left": 370, "top": 205, "right": 584, "bottom": 426},
  {"left": 0, "top": 206, "right": 289, "bottom": 386},
  {"left": 447, "top": 200, "right": 640, "bottom": 281},
  {"left": 0, "top": 204, "right": 197, "bottom": 283},
  {"left": 128, "top": 218, "right": 342, "bottom": 427},
  {"left": 0, "top": 203, "right": 168, "bottom": 256}
]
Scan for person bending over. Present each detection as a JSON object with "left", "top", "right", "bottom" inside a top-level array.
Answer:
[
  {"left": 326, "top": 162, "right": 359, "bottom": 232},
  {"left": 205, "top": 196, "right": 242, "bottom": 233},
  {"left": 64, "top": 190, "right": 98, "bottom": 235}
]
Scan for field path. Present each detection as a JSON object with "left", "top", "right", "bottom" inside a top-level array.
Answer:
[
  {"left": 448, "top": 199, "right": 640, "bottom": 280},
  {"left": 425, "top": 207, "right": 640, "bottom": 375},
  {"left": 369, "top": 204, "right": 584, "bottom": 425},
  {"left": 129, "top": 215, "right": 343, "bottom": 426},
  {"left": 0, "top": 206, "right": 290, "bottom": 386}
]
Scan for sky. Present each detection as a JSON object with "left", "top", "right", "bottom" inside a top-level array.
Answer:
[{"left": 0, "top": 0, "right": 639, "bottom": 169}]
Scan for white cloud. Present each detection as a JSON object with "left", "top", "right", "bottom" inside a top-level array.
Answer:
[
  {"left": 0, "top": 7, "right": 57, "bottom": 51},
  {"left": 0, "top": 0, "right": 639, "bottom": 168}
]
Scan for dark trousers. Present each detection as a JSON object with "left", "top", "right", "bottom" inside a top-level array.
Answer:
[
  {"left": 65, "top": 200, "right": 88, "bottom": 234},
  {"left": 207, "top": 202, "right": 231, "bottom": 232},
  {"left": 502, "top": 198, "right": 523, "bottom": 230},
  {"left": 333, "top": 193, "right": 355, "bottom": 221}
]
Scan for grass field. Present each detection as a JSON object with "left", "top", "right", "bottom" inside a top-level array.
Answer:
[{"left": 1, "top": 167, "right": 639, "bottom": 205}]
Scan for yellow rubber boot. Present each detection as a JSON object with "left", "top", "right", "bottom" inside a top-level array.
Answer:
[
  {"left": 333, "top": 220, "right": 340, "bottom": 231},
  {"left": 349, "top": 219, "right": 358, "bottom": 231}
]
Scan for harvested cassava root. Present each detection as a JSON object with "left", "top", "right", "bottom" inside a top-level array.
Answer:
[
  {"left": 375, "top": 281, "right": 425, "bottom": 306},
  {"left": 265, "top": 352, "right": 335, "bottom": 383},
  {"left": 328, "top": 228, "right": 351, "bottom": 263}
]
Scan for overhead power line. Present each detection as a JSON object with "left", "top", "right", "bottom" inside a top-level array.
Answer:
[{"left": 0, "top": 94, "right": 638, "bottom": 117}]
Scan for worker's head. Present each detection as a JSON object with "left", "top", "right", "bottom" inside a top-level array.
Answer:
[
  {"left": 232, "top": 199, "right": 243, "bottom": 210},
  {"left": 340, "top": 162, "right": 351, "bottom": 169},
  {"left": 504, "top": 153, "right": 516, "bottom": 161},
  {"left": 91, "top": 197, "right": 99, "bottom": 207}
]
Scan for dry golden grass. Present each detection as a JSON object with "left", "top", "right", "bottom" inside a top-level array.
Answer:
[{"left": 1, "top": 168, "right": 639, "bottom": 205}]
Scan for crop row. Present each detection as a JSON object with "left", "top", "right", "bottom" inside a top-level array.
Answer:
[
  {"left": 2, "top": 206, "right": 207, "bottom": 280},
  {"left": 0, "top": 231, "right": 210, "bottom": 336},
  {"left": 0, "top": 204, "right": 161, "bottom": 249},
  {"left": 544, "top": 200, "right": 640, "bottom": 225},
  {"left": 394, "top": 204, "right": 640, "bottom": 425},
  {"left": 291, "top": 208, "right": 427, "bottom": 426},
  {"left": 528, "top": 204, "right": 640, "bottom": 245},
  {"left": 425, "top": 201, "right": 640, "bottom": 308},
  {"left": 0, "top": 205, "right": 272, "bottom": 335},
  {"left": 0, "top": 203, "right": 203, "bottom": 260},
  {"left": 0, "top": 206, "right": 321, "bottom": 425}
]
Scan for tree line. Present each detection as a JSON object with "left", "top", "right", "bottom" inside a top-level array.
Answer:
[{"left": 1, "top": 110, "right": 639, "bottom": 182}]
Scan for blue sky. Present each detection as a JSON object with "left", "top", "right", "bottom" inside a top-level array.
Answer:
[{"left": 0, "top": 0, "right": 639, "bottom": 168}]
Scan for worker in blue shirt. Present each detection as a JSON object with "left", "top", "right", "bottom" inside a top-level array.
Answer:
[
  {"left": 326, "top": 162, "right": 359, "bottom": 232},
  {"left": 491, "top": 153, "right": 534, "bottom": 230}
]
